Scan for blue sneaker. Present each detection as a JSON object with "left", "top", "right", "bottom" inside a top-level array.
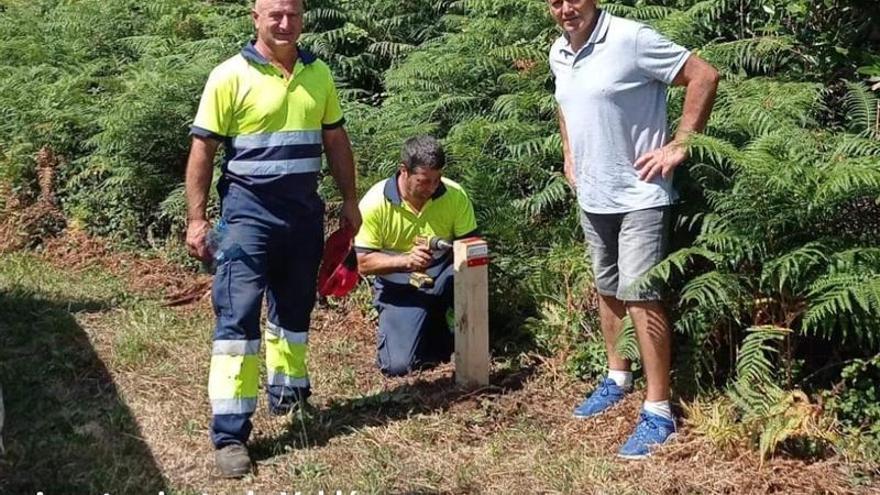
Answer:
[
  {"left": 572, "top": 378, "right": 627, "bottom": 418},
  {"left": 617, "top": 410, "right": 677, "bottom": 459}
]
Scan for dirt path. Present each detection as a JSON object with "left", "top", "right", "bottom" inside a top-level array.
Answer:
[{"left": 0, "top": 233, "right": 875, "bottom": 494}]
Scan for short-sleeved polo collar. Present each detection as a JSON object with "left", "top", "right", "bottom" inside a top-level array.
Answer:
[
  {"left": 558, "top": 9, "right": 610, "bottom": 56},
  {"left": 383, "top": 171, "right": 447, "bottom": 207},
  {"left": 241, "top": 40, "right": 316, "bottom": 66}
]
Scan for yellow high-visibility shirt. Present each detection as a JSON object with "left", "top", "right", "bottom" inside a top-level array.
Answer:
[
  {"left": 191, "top": 41, "right": 344, "bottom": 199},
  {"left": 355, "top": 173, "right": 478, "bottom": 256}
]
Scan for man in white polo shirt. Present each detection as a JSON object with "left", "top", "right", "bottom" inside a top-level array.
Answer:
[{"left": 547, "top": 0, "right": 719, "bottom": 459}]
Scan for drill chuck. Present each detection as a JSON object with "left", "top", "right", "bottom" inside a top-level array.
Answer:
[{"left": 429, "top": 237, "right": 453, "bottom": 251}]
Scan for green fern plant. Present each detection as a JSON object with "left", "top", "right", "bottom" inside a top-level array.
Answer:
[{"left": 728, "top": 327, "right": 838, "bottom": 462}]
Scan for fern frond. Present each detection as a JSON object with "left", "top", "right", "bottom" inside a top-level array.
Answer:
[
  {"left": 504, "top": 133, "right": 560, "bottom": 159},
  {"left": 679, "top": 271, "right": 749, "bottom": 318},
  {"left": 816, "top": 159, "right": 880, "bottom": 202},
  {"left": 602, "top": 3, "right": 676, "bottom": 20},
  {"left": 639, "top": 246, "right": 720, "bottom": 287},
  {"left": 686, "top": 0, "right": 738, "bottom": 24},
  {"left": 755, "top": 390, "right": 837, "bottom": 463},
  {"left": 303, "top": 8, "right": 346, "bottom": 26},
  {"left": 803, "top": 273, "right": 880, "bottom": 345},
  {"left": 760, "top": 242, "right": 830, "bottom": 293},
  {"left": 367, "top": 41, "right": 416, "bottom": 59},
  {"left": 614, "top": 315, "right": 641, "bottom": 362},
  {"left": 701, "top": 36, "right": 796, "bottom": 75},
  {"left": 734, "top": 325, "right": 788, "bottom": 389},
  {"left": 488, "top": 44, "right": 545, "bottom": 63},
  {"left": 687, "top": 133, "right": 746, "bottom": 173},
  {"left": 514, "top": 172, "right": 569, "bottom": 218},
  {"left": 843, "top": 81, "right": 879, "bottom": 136},
  {"left": 832, "top": 135, "right": 880, "bottom": 158}
]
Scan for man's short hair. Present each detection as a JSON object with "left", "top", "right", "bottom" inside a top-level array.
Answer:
[{"left": 401, "top": 135, "right": 445, "bottom": 171}]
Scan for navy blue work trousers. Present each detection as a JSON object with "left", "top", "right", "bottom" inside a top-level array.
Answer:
[
  {"left": 209, "top": 184, "right": 323, "bottom": 448},
  {"left": 373, "top": 261, "right": 455, "bottom": 377}
]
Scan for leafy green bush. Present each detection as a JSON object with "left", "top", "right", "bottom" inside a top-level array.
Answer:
[
  {"left": 300, "top": 0, "right": 456, "bottom": 103},
  {"left": 0, "top": 0, "right": 251, "bottom": 242},
  {"left": 826, "top": 354, "right": 880, "bottom": 438}
]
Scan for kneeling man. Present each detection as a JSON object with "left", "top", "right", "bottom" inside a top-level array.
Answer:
[{"left": 354, "top": 136, "right": 478, "bottom": 376}]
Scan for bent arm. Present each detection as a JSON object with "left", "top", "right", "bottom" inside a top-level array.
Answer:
[
  {"left": 357, "top": 251, "right": 409, "bottom": 276},
  {"left": 671, "top": 55, "right": 720, "bottom": 144}
]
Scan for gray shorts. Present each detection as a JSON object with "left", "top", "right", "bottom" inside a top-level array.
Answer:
[{"left": 580, "top": 206, "right": 671, "bottom": 302}]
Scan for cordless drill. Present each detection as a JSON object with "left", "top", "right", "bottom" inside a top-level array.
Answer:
[{"left": 409, "top": 236, "right": 453, "bottom": 289}]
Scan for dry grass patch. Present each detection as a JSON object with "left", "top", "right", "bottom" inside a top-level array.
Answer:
[{"left": 0, "top": 234, "right": 877, "bottom": 493}]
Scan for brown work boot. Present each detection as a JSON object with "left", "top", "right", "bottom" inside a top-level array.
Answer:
[{"left": 215, "top": 443, "right": 251, "bottom": 478}]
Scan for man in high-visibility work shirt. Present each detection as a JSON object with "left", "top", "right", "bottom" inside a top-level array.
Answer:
[
  {"left": 184, "top": 0, "right": 360, "bottom": 478},
  {"left": 355, "top": 136, "right": 477, "bottom": 377}
]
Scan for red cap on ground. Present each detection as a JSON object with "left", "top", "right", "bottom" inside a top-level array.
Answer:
[{"left": 318, "top": 224, "right": 360, "bottom": 297}]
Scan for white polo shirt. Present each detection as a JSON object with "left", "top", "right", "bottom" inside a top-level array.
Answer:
[{"left": 550, "top": 11, "right": 690, "bottom": 214}]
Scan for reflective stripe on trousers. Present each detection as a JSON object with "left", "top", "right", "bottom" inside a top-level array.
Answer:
[{"left": 209, "top": 184, "right": 323, "bottom": 448}]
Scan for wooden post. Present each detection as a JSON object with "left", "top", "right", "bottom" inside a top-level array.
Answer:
[{"left": 453, "top": 237, "right": 490, "bottom": 386}]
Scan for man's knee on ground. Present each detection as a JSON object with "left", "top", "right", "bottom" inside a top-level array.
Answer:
[
  {"left": 379, "top": 356, "right": 415, "bottom": 377},
  {"left": 379, "top": 347, "right": 451, "bottom": 377}
]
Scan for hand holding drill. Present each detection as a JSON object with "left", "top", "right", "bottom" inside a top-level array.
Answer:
[
  {"left": 404, "top": 243, "right": 433, "bottom": 273},
  {"left": 407, "top": 236, "right": 453, "bottom": 288}
]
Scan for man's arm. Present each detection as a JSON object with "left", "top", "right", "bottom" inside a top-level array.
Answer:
[
  {"left": 357, "top": 247, "right": 432, "bottom": 276},
  {"left": 323, "top": 126, "right": 362, "bottom": 233},
  {"left": 185, "top": 136, "right": 220, "bottom": 261},
  {"left": 634, "top": 55, "right": 720, "bottom": 182},
  {"left": 671, "top": 55, "right": 720, "bottom": 140},
  {"left": 558, "top": 109, "right": 576, "bottom": 188}
]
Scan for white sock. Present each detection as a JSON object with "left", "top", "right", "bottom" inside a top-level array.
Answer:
[
  {"left": 643, "top": 400, "right": 673, "bottom": 420},
  {"left": 607, "top": 369, "right": 633, "bottom": 390}
]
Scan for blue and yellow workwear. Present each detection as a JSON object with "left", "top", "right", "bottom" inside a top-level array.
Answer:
[
  {"left": 355, "top": 174, "right": 477, "bottom": 376},
  {"left": 191, "top": 41, "right": 344, "bottom": 448}
]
